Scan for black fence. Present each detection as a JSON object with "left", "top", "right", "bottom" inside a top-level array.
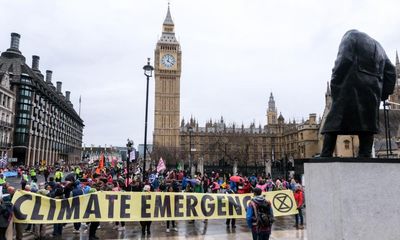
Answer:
[
  {"left": 203, "top": 159, "right": 304, "bottom": 180},
  {"left": 170, "top": 159, "right": 305, "bottom": 180}
]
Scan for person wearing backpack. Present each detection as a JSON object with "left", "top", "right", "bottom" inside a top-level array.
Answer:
[{"left": 246, "top": 187, "right": 274, "bottom": 240}]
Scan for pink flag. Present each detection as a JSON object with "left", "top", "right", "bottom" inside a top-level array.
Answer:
[{"left": 157, "top": 157, "right": 166, "bottom": 173}]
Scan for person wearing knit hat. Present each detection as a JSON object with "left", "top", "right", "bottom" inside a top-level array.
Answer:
[
  {"left": 140, "top": 184, "right": 152, "bottom": 236},
  {"left": 143, "top": 184, "right": 151, "bottom": 192}
]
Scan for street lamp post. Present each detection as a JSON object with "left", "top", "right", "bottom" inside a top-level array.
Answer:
[
  {"left": 143, "top": 58, "right": 154, "bottom": 181},
  {"left": 188, "top": 126, "right": 193, "bottom": 176},
  {"left": 126, "top": 139, "right": 133, "bottom": 186}
]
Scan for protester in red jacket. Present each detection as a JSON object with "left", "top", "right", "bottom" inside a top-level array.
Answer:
[
  {"left": 294, "top": 184, "right": 304, "bottom": 229},
  {"left": 238, "top": 180, "right": 252, "bottom": 194}
]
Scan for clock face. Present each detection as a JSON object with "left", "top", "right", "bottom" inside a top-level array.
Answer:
[{"left": 161, "top": 54, "right": 176, "bottom": 68}]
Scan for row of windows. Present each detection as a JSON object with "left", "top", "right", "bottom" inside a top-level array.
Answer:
[
  {"left": 17, "top": 118, "right": 29, "bottom": 125},
  {"left": 15, "top": 129, "right": 81, "bottom": 148},
  {"left": 19, "top": 103, "right": 31, "bottom": 111},
  {"left": 14, "top": 83, "right": 83, "bottom": 147},
  {"left": 0, "top": 92, "right": 13, "bottom": 110},
  {"left": 160, "top": 45, "right": 177, "bottom": 51},
  {"left": 15, "top": 133, "right": 26, "bottom": 145},
  {"left": 15, "top": 132, "right": 80, "bottom": 150},
  {"left": 32, "top": 121, "right": 81, "bottom": 138},
  {"left": 22, "top": 82, "right": 81, "bottom": 131},
  {"left": 20, "top": 78, "right": 32, "bottom": 84},
  {"left": 35, "top": 104, "right": 82, "bottom": 132},
  {"left": 19, "top": 98, "right": 31, "bottom": 104},
  {"left": 0, "top": 112, "right": 11, "bottom": 124},
  {"left": 31, "top": 113, "right": 82, "bottom": 139},
  {"left": 20, "top": 90, "right": 32, "bottom": 97},
  {"left": 15, "top": 127, "right": 28, "bottom": 133},
  {"left": 32, "top": 91, "right": 82, "bottom": 131},
  {"left": 0, "top": 131, "right": 11, "bottom": 144}
]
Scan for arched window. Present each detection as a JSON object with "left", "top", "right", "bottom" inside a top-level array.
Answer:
[{"left": 344, "top": 140, "right": 350, "bottom": 150}]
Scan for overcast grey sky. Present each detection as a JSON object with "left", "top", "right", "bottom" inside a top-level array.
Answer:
[{"left": 1, "top": 0, "right": 399, "bottom": 147}]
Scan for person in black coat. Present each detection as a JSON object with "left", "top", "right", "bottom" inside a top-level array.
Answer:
[{"left": 321, "top": 29, "right": 396, "bottom": 157}]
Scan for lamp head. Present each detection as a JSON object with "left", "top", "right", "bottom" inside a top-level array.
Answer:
[{"left": 143, "top": 58, "right": 154, "bottom": 77}]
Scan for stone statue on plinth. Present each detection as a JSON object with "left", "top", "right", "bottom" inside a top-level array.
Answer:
[{"left": 321, "top": 30, "right": 397, "bottom": 157}]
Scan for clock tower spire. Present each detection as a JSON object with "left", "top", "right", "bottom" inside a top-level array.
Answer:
[
  {"left": 163, "top": 4, "right": 174, "bottom": 26},
  {"left": 267, "top": 92, "right": 277, "bottom": 125},
  {"left": 153, "top": 5, "right": 182, "bottom": 161}
]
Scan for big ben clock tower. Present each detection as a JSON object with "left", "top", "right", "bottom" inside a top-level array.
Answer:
[{"left": 153, "top": 5, "right": 182, "bottom": 153}]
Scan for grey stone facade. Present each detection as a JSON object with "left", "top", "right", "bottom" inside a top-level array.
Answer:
[{"left": 0, "top": 32, "right": 84, "bottom": 166}]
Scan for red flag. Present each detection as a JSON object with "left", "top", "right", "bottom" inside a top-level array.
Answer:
[
  {"left": 157, "top": 157, "right": 166, "bottom": 173},
  {"left": 99, "top": 152, "right": 104, "bottom": 169}
]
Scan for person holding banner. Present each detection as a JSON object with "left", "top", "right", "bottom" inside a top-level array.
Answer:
[
  {"left": 140, "top": 184, "right": 152, "bottom": 236},
  {"left": 34, "top": 184, "right": 48, "bottom": 239},
  {"left": 165, "top": 185, "right": 178, "bottom": 233},
  {"left": 71, "top": 180, "right": 84, "bottom": 233},
  {"left": 52, "top": 187, "right": 64, "bottom": 237},
  {"left": 225, "top": 184, "right": 236, "bottom": 228},
  {"left": 88, "top": 185, "right": 101, "bottom": 240},
  {"left": 112, "top": 180, "right": 126, "bottom": 231}
]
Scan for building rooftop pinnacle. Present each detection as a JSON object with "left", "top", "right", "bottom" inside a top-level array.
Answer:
[{"left": 163, "top": 4, "right": 174, "bottom": 26}]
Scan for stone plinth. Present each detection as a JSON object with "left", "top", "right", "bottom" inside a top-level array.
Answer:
[{"left": 304, "top": 158, "right": 400, "bottom": 240}]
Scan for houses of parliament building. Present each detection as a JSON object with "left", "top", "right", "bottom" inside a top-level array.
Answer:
[
  {"left": 152, "top": 6, "right": 400, "bottom": 175},
  {"left": 152, "top": 6, "right": 320, "bottom": 174}
]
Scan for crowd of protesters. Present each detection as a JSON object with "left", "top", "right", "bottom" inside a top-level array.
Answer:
[{"left": 0, "top": 163, "right": 305, "bottom": 240}]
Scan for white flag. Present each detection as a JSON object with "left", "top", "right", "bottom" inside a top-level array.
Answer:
[{"left": 129, "top": 150, "right": 136, "bottom": 162}]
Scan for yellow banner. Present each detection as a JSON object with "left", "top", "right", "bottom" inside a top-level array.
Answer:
[{"left": 12, "top": 190, "right": 298, "bottom": 223}]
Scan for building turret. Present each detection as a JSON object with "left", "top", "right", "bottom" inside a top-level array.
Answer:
[
  {"left": 267, "top": 92, "right": 277, "bottom": 125},
  {"left": 278, "top": 113, "right": 284, "bottom": 124}
]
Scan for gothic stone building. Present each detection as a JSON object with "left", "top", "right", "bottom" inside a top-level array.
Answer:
[
  {"left": 151, "top": 7, "right": 320, "bottom": 175},
  {"left": 0, "top": 33, "right": 84, "bottom": 166},
  {"left": 0, "top": 67, "right": 15, "bottom": 158},
  {"left": 178, "top": 94, "right": 320, "bottom": 175}
]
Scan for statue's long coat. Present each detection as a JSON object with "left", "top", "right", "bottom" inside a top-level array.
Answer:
[{"left": 322, "top": 30, "right": 396, "bottom": 134}]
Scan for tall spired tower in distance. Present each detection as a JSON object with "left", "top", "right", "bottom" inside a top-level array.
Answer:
[{"left": 153, "top": 5, "right": 182, "bottom": 152}]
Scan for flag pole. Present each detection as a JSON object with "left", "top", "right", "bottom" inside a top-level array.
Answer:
[{"left": 79, "top": 95, "right": 82, "bottom": 117}]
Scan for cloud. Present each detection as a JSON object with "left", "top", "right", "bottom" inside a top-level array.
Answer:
[{"left": 1, "top": 0, "right": 399, "bottom": 147}]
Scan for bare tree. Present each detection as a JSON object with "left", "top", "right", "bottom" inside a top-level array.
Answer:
[
  {"left": 204, "top": 134, "right": 252, "bottom": 167},
  {"left": 151, "top": 145, "right": 180, "bottom": 168}
]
